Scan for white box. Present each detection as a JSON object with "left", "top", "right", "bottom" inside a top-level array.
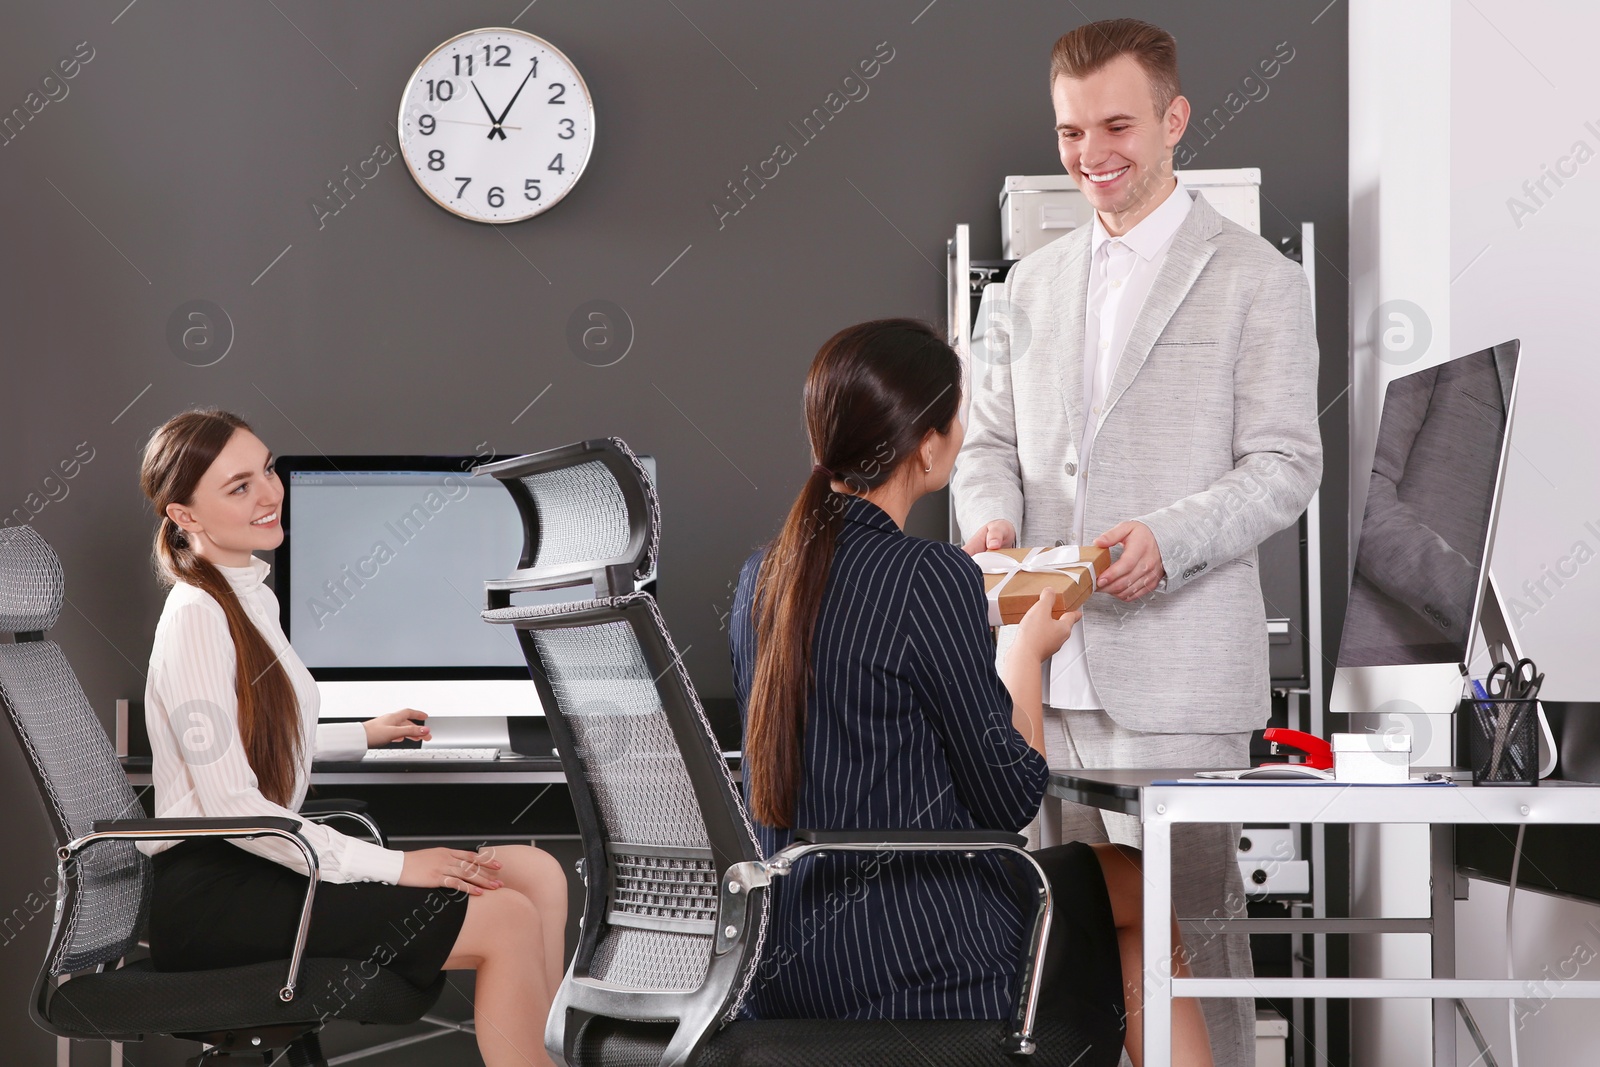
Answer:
[
  {"left": 999, "top": 167, "right": 1262, "bottom": 259},
  {"left": 1237, "top": 826, "right": 1296, "bottom": 862},
  {"left": 1256, "top": 1009, "right": 1289, "bottom": 1067},
  {"left": 1332, "top": 732, "right": 1412, "bottom": 783},
  {"left": 1239, "top": 858, "right": 1311, "bottom": 896}
]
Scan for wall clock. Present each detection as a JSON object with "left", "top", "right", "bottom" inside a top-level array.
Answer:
[{"left": 398, "top": 27, "right": 595, "bottom": 223}]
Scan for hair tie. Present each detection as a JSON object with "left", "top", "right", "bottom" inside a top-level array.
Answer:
[{"left": 812, "top": 463, "right": 833, "bottom": 479}]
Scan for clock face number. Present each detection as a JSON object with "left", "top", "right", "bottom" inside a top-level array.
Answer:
[
  {"left": 454, "top": 46, "right": 511, "bottom": 75},
  {"left": 399, "top": 29, "right": 594, "bottom": 223}
]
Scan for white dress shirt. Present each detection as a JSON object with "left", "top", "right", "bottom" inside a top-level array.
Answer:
[
  {"left": 1048, "top": 180, "right": 1193, "bottom": 710},
  {"left": 141, "top": 556, "right": 405, "bottom": 884}
]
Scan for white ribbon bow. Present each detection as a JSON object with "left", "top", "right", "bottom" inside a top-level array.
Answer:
[{"left": 973, "top": 546, "right": 1098, "bottom": 627}]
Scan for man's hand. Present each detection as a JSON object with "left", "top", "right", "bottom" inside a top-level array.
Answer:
[
  {"left": 1094, "top": 521, "right": 1165, "bottom": 602},
  {"left": 363, "top": 708, "right": 431, "bottom": 748},
  {"left": 961, "top": 518, "right": 1017, "bottom": 555}
]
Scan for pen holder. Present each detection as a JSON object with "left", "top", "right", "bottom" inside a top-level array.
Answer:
[{"left": 1466, "top": 697, "right": 1539, "bottom": 786}]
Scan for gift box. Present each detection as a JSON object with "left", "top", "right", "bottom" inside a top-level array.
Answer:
[{"left": 972, "top": 545, "right": 1111, "bottom": 626}]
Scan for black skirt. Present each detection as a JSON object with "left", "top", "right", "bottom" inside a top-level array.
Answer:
[
  {"left": 149, "top": 839, "right": 469, "bottom": 991},
  {"left": 1026, "top": 842, "right": 1127, "bottom": 1041}
]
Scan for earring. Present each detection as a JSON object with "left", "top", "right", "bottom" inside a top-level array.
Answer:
[{"left": 924, "top": 461, "right": 932, "bottom": 473}]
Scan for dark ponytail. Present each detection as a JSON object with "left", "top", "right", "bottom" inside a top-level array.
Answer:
[
  {"left": 140, "top": 409, "right": 302, "bottom": 807},
  {"left": 747, "top": 319, "right": 961, "bottom": 828}
]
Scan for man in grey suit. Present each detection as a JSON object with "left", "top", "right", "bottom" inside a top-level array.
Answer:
[{"left": 952, "top": 20, "right": 1322, "bottom": 1066}]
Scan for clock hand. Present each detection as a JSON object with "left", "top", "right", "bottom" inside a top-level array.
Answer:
[
  {"left": 492, "top": 64, "right": 537, "bottom": 128},
  {"left": 442, "top": 118, "right": 522, "bottom": 131},
  {"left": 469, "top": 80, "right": 507, "bottom": 140}
]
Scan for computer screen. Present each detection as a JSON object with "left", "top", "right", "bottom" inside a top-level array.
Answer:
[
  {"left": 280, "top": 461, "right": 526, "bottom": 673},
  {"left": 1337, "top": 341, "right": 1520, "bottom": 669}
]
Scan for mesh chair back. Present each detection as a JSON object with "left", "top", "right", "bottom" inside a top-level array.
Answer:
[
  {"left": 484, "top": 592, "right": 767, "bottom": 1062},
  {"left": 475, "top": 438, "right": 658, "bottom": 598},
  {"left": 0, "top": 527, "right": 150, "bottom": 974}
]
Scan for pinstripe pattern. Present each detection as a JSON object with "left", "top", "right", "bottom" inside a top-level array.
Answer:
[
  {"left": 731, "top": 495, "right": 1049, "bottom": 1020},
  {"left": 141, "top": 557, "right": 404, "bottom": 884}
]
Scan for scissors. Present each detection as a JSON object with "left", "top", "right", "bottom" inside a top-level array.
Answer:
[
  {"left": 1482, "top": 658, "right": 1543, "bottom": 779},
  {"left": 1485, "top": 658, "right": 1543, "bottom": 702}
]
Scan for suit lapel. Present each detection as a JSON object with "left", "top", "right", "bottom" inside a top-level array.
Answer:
[
  {"left": 1054, "top": 234, "right": 1092, "bottom": 443},
  {"left": 1100, "top": 193, "right": 1221, "bottom": 424}
]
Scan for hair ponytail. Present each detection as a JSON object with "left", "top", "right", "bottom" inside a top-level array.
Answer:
[
  {"left": 142, "top": 410, "right": 302, "bottom": 807},
  {"left": 746, "top": 319, "right": 961, "bottom": 828}
]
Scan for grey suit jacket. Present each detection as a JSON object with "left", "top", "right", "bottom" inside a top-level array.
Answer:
[{"left": 952, "top": 191, "right": 1323, "bottom": 734}]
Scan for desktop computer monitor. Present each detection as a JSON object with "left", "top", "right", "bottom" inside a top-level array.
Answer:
[
  {"left": 1330, "top": 340, "right": 1522, "bottom": 751},
  {"left": 273, "top": 453, "right": 654, "bottom": 723}
]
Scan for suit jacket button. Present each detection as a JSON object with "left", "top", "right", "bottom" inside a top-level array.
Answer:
[
  {"left": 1054, "top": 539, "right": 1068, "bottom": 547},
  {"left": 1064, "top": 461, "right": 1078, "bottom": 477}
]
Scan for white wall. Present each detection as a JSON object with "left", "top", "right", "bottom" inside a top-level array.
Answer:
[
  {"left": 1453, "top": 880, "right": 1600, "bottom": 1065},
  {"left": 1350, "top": 1, "right": 1600, "bottom": 1064},
  {"left": 1347, "top": 3, "right": 1453, "bottom": 1062},
  {"left": 1451, "top": 0, "right": 1600, "bottom": 697},
  {"left": 1449, "top": 1, "right": 1600, "bottom": 1062}
]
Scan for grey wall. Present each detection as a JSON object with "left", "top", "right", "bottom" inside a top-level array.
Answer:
[{"left": 0, "top": 2, "right": 1348, "bottom": 1063}]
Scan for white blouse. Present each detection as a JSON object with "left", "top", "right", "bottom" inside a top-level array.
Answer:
[{"left": 141, "top": 556, "right": 405, "bottom": 884}]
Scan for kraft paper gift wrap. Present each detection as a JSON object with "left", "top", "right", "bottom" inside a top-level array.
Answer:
[{"left": 972, "top": 545, "right": 1111, "bottom": 626}]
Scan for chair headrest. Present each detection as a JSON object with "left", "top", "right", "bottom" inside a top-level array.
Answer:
[
  {"left": 0, "top": 525, "right": 64, "bottom": 634},
  {"left": 474, "top": 437, "right": 659, "bottom": 591}
]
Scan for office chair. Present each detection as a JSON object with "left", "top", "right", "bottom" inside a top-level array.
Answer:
[
  {"left": 478, "top": 438, "right": 1120, "bottom": 1067},
  {"left": 0, "top": 525, "right": 448, "bottom": 1066}
]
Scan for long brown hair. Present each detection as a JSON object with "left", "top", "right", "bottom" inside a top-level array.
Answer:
[
  {"left": 140, "top": 410, "right": 302, "bottom": 806},
  {"left": 747, "top": 319, "right": 962, "bottom": 828}
]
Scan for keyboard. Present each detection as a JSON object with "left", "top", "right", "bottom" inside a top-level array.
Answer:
[{"left": 363, "top": 747, "right": 501, "bottom": 762}]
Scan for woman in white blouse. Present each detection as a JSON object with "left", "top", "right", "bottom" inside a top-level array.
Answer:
[{"left": 139, "top": 409, "right": 565, "bottom": 1067}]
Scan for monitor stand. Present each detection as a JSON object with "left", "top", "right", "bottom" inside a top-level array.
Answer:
[{"left": 1330, "top": 662, "right": 1463, "bottom": 766}]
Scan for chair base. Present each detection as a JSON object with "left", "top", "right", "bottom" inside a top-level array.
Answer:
[{"left": 181, "top": 1027, "right": 323, "bottom": 1067}]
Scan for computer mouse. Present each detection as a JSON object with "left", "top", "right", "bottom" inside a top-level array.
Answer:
[{"left": 1237, "top": 765, "right": 1334, "bottom": 780}]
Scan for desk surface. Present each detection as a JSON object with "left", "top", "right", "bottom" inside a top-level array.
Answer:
[
  {"left": 120, "top": 755, "right": 568, "bottom": 785},
  {"left": 1049, "top": 767, "right": 1600, "bottom": 823}
]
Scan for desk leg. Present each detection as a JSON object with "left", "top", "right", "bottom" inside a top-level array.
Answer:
[
  {"left": 1430, "top": 824, "right": 1457, "bottom": 1067},
  {"left": 1144, "top": 817, "right": 1174, "bottom": 1067}
]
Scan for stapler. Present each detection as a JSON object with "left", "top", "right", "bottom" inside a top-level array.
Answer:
[{"left": 1235, "top": 729, "right": 1335, "bottom": 779}]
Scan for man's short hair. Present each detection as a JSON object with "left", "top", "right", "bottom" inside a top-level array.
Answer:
[{"left": 1050, "top": 18, "right": 1181, "bottom": 115}]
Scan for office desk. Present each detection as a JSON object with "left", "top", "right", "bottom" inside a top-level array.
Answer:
[
  {"left": 1049, "top": 769, "right": 1600, "bottom": 1067},
  {"left": 121, "top": 754, "right": 582, "bottom": 849},
  {"left": 120, "top": 755, "right": 567, "bottom": 787}
]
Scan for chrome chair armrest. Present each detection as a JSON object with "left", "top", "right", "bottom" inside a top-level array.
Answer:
[
  {"left": 300, "top": 809, "right": 384, "bottom": 847},
  {"left": 69, "top": 816, "right": 321, "bottom": 1002},
  {"left": 761, "top": 830, "right": 1052, "bottom": 1056}
]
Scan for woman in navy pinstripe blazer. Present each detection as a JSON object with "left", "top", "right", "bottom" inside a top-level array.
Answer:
[{"left": 730, "top": 320, "right": 1213, "bottom": 1066}]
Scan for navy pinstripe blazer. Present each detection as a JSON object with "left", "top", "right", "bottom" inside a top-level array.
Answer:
[{"left": 731, "top": 494, "right": 1050, "bottom": 1020}]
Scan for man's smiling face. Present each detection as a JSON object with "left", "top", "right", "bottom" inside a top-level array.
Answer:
[{"left": 1052, "top": 52, "right": 1188, "bottom": 231}]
